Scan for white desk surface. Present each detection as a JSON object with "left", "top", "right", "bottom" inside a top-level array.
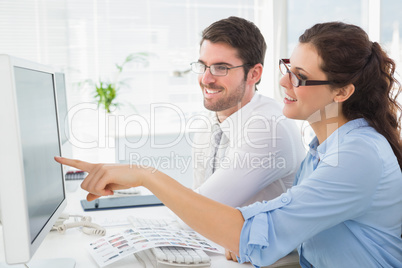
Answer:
[{"left": 0, "top": 188, "right": 253, "bottom": 268}]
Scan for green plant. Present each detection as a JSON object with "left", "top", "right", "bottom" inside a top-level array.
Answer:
[
  {"left": 85, "top": 52, "right": 151, "bottom": 113},
  {"left": 95, "top": 81, "right": 118, "bottom": 113}
]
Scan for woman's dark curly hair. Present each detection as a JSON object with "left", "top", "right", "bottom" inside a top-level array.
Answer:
[{"left": 299, "top": 22, "right": 402, "bottom": 170}]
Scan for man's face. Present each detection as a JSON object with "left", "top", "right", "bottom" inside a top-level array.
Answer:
[{"left": 198, "top": 40, "right": 253, "bottom": 119}]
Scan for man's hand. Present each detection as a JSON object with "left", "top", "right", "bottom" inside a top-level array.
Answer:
[{"left": 54, "top": 156, "right": 143, "bottom": 201}]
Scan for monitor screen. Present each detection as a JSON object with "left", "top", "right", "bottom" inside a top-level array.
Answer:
[
  {"left": 0, "top": 55, "right": 68, "bottom": 265},
  {"left": 14, "top": 67, "right": 65, "bottom": 244}
]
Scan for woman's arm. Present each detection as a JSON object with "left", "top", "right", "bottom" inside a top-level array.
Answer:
[
  {"left": 145, "top": 168, "right": 244, "bottom": 255},
  {"left": 54, "top": 157, "right": 245, "bottom": 255}
]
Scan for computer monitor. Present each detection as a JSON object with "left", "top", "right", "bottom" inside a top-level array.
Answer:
[
  {"left": 55, "top": 72, "right": 72, "bottom": 158},
  {"left": 0, "top": 55, "right": 74, "bottom": 267}
]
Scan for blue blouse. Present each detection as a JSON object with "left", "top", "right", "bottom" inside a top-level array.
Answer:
[{"left": 237, "top": 118, "right": 402, "bottom": 268}]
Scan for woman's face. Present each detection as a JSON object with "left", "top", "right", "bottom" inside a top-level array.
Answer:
[{"left": 280, "top": 43, "right": 340, "bottom": 123}]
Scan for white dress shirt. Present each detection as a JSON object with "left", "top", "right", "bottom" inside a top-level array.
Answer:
[{"left": 192, "top": 93, "right": 306, "bottom": 207}]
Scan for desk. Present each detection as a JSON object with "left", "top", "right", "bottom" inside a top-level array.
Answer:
[{"left": 0, "top": 188, "right": 253, "bottom": 268}]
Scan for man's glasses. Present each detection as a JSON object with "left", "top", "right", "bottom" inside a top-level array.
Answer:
[
  {"left": 190, "top": 62, "right": 250, "bottom": 76},
  {"left": 279, "top": 59, "right": 331, "bottom": 87}
]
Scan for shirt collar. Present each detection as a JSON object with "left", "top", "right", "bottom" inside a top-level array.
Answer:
[
  {"left": 308, "top": 136, "right": 320, "bottom": 158},
  {"left": 216, "top": 93, "right": 259, "bottom": 139},
  {"left": 310, "top": 118, "right": 369, "bottom": 159}
]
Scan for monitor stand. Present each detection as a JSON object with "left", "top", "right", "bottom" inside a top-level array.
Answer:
[{"left": 0, "top": 258, "right": 75, "bottom": 268}]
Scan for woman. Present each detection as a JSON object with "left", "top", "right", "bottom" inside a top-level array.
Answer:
[{"left": 56, "top": 22, "right": 402, "bottom": 267}]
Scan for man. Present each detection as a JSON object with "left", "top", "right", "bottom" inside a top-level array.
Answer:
[{"left": 190, "top": 16, "right": 305, "bottom": 208}]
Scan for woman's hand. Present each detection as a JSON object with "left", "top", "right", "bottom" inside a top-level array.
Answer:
[
  {"left": 55, "top": 156, "right": 244, "bottom": 256},
  {"left": 54, "top": 156, "right": 145, "bottom": 201},
  {"left": 225, "top": 249, "right": 239, "bottom": 262}
]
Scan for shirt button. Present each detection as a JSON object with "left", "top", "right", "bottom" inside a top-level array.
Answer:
[{"left": 281, "top": 197, "right": 288, "bottom": 203}]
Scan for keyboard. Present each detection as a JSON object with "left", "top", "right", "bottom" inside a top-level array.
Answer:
[
  {"left": 128, "top": 216, "right": 178, "bottom": 228},
  {"left": 64, "top": 170, "right": 87, "bottom": 180},
  {"left": 135, "top": 246, "right": 211, "bottom": 267},
  {"left": 114, "top": 187, "right": 141, "bottom": 195}
]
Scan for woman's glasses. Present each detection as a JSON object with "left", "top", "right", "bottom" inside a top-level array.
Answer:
[{"left": 279, "top": 59, "right": 331, "bottom": 87}]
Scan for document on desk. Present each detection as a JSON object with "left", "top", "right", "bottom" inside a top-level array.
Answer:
[{"left": 87, "top": 227, "right": 224, "bottom": 267}]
